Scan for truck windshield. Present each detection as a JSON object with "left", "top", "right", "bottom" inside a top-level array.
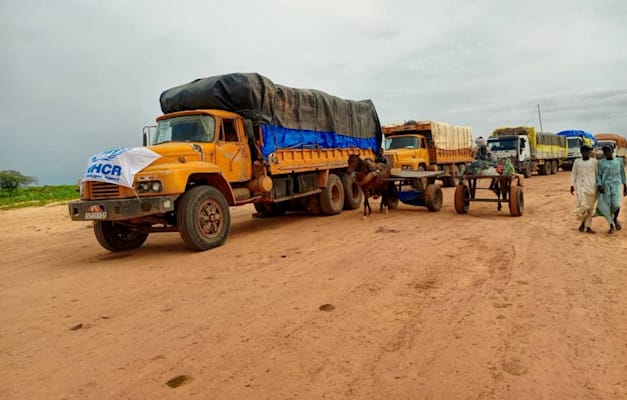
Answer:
[
  {"left": 597, "top": 141, "right": 615, "bottom": 150},
  {"left": 386, "top": 136, "right": 419, "bottom": 150},
  {"left": 567, "top": 138, "right": 581, "bottom": 149},
  {"left": 153, "top": 115, "right": 215, "bottom": 144},
  {"left": 488, "top": 139, "right": 517, "bottom": 151}
]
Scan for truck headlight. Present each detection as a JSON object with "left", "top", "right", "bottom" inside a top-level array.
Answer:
[{"left": 136, "top": 181, "right": 163, "bottom": 193}]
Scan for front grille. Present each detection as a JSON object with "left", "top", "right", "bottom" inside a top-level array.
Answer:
[{"left": 90, "top": 182, "right": 120, "bottom": 199}]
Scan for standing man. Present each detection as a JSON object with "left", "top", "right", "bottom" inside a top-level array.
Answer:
[
  {"left": 570, "top": 145, "right": 598, "bottom": 233},
  {"left": 596, "top": 145, "right": 627, "bottom": 234}
]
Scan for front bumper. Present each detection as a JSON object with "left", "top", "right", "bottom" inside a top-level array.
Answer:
[{"left": 68, "top": 195, "right": 178, "bottom": 221}]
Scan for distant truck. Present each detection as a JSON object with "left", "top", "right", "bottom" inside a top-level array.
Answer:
[
  {"left": 556, "top": 130, "right": 597, "bottom": 171},
  {"left": 488, "top": 126, "right": 567, "bottom": 177},
  {"left": 68, "top": 73, "right": 381, "bottom": 251},
  {"left": 382, "top": 120, "right": 473, "bottom": 187},
  {"left": 594, "top": 133, "right": 627, "bottom": 160}
]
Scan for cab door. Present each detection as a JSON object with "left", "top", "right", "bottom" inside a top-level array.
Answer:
[
  {"left": 415, "top": 136, "right": 430, "bottom": 166},
  {"left": 214, "top": 118, "right": 251, "bottom": 182}
]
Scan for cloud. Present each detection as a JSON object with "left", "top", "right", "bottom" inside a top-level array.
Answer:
[{"left": 1, "top": 0, "right": 627, "bottom": 184}]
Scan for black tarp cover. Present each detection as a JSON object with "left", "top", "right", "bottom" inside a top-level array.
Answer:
[{"left": 159, "top": 73, "right": 382, "bottom": 150}]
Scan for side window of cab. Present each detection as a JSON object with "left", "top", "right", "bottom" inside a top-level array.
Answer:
[{"left": 220, "top": 119, "right": 238, "bottom": 142}]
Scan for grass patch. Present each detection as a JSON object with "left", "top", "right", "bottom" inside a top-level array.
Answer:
[{"left": 0, "top": 185, "right": 79, "bottom": 210}]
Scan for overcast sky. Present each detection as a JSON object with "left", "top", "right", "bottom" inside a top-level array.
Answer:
[{"left": 2, "top": 0, "right": 626, "bottom": 184}]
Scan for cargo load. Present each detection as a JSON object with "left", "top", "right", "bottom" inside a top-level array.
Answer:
[{"left": 160, "top": 73, "right": 382, "bottom": 157}]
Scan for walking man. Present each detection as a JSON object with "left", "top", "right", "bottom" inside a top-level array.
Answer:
[
  {"left": 570, "top": 145, "right": 598, "bottom": 233},
  {"left": 596, "top": 145, "right": 627, "bottom": 233}
]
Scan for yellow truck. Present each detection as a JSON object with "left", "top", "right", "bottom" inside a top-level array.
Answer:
[
  {"left": 383, "top": 120, "right": 474, "bottom": 187},
  {"left": 68, "top": 73, "right": 379, "bottom": 251}
]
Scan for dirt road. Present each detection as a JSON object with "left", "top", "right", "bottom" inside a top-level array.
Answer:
[{"left": 1, "top": 173, "right": 626, "bottom": 399}]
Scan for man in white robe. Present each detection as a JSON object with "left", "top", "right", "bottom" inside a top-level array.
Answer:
[{"left": 570, "top": 145, "right": 598, "bottom": 233}]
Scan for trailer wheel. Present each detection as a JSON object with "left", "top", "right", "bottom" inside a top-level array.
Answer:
[
  {"left": 177, "top": 186, "right": 231, "bottom": 251},
  {"left": 341, "top": 173, "right": 363, "bottom": 210},
  {"left": 93, "top": 221, "right": 148, "bottom": 252},
  {"left": 509, "top": 186, "right": 524, "bottom": 217},
  {"left": 320, "top": 174, "right": 344, "bottom": 215},
  {"left": 425, "top": 183, "right": 443, "bottom": 212},
  {"left": 454, "top": 184, "right": 470, "bottom": 214}
]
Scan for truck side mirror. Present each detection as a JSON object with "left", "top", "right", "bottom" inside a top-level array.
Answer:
[{"left": 142, "top": 133, "right": 148, "bottom": 146}]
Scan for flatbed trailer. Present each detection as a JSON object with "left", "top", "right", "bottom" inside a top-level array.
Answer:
[{"left": 453, "top": 174, "right": 524, "bottom": 216}]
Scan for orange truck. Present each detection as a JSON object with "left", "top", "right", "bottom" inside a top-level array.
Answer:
[
  {"left": 382, "top": 120, "right": 474, "bottom": 187},
  {"left": 68, "top": 73, "right": 380, "bottom": 251}
]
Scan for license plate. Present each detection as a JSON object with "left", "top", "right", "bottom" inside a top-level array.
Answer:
[{"left": 85, "top": 211, "right": 107, "bottom": 219}]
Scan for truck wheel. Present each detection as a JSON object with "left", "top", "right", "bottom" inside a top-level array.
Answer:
[
  {"left": 454, "top": 184, "right": 469, "bottom": 214},
  {"left": 425, "top": 184, "right": 443, "bottom": 212},
  {"left": 523, "top": 162, "right": 532, "bottom": 178},
  {"left": 177, "top": 186, "right": 231, "bottom": 251},
  {"left": 386, "top": 181, "right": 399, "bottom": 209},
  {"left": 442, "top": 165, "right": 459, "bottom": 187},
  {"left": 254, "top": 202, "right": 288, "bottom": 217},
  {"left": 341, "top": 173, "right": 363, "bottom": 210},
  {"left": 509, "top": 186, "right": 524, "bottom": 217},
  {"left": 539, "top": 163, "right": 549, "bottom": 175},
  {"left": 320, "top": 174, "right": 344, "bottom": 215},
  {"left": 550, "top": 160, "right": 558, "bottom": 174},
  {"left": 93, "top": 221, "right": 148, "bottom": 252},
  {"left": 411, "top": 165, "right": 427, "bottom": 190}
]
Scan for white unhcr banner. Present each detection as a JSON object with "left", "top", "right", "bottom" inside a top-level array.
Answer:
[{"left": 81, "top": 147, "right": 161, "bottom": 190}]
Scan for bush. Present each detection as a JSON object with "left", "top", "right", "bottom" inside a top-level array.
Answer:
[{"left": 0, "top": 170, "right": 38, "bottom": 194}]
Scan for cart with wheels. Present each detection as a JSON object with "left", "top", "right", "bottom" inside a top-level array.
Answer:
[
  {"left": 454, "top": 174, "right": 524, "bottom": 216},
  {"left": 385, "top": 168, "right": 445, "bottom": 211}
]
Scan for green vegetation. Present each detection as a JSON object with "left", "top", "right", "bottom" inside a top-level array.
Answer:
[
  {"left": 0, "top": 185, "right": 79, "bottom": 210},
  {"left": 0, "top": 170, "right": 38, "bottom": 194}
]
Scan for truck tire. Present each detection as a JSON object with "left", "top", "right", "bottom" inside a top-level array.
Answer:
[
  {"left": 177, "top": 185, "right": 231, "bottom": 251},
  {"left": 93, "top": 221, "right": 149, "bottom": 252},
  {"left": 442, "top": 165, "right": 459, "bottom": 188},
  {"left": 412, "top": 165, "right": 427, "bottom": 191},
  {"left": 424, "top": 183, "right": 443, "bottom": 212},
  {"left": 454, "top": 184, "right": 469, "bottom": 214},
  {"left": 341, "top": 173, "right": 363, "bottom": 210},
  {"left": 254, "top": 202, "right": 288, "bottom": 217},
  {"left": 509, "top": 186, "right": 524, "bottom": 217},
  {"left": 539, "top": 162, "right": 549, "bottom": 176},
  {"left": 550, "top": 160, "right": 558, "bottom": 174},
  {"left": 386, "top": 181, "right": 399, "bottom": 209},
  {"left": 523, "top": 162, "right": 532, "bottom": 178},
  {"left": 320, "top": 174, "right": 344, "bottom": 215}
]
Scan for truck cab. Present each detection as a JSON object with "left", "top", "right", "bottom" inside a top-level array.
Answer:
[
  {"left": 595, "top": 140, "right": 616, "bottom": 159},
  {"left": 384, "top": 134, "right": 430, "bottom": 170},
  {"left": 560, "top": 137, "right": 584, "bottom": 170},
  {"left": 151, "top": 110, "right": 253, "bottom": 184},
  {"left": 487, "top": 135, "right": 532, "bottom": 176}
]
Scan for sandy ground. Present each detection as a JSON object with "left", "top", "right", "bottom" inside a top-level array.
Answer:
[{"left": 1, "top": 172, "right": 626, "bottom": 400}]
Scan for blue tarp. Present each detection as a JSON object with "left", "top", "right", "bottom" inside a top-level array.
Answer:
[
  {"left": 261, "top": 124, "right": 378, "bottom": 157},
  {"left": 556, "top": 130, "right": 597, "bottom": 145}
]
